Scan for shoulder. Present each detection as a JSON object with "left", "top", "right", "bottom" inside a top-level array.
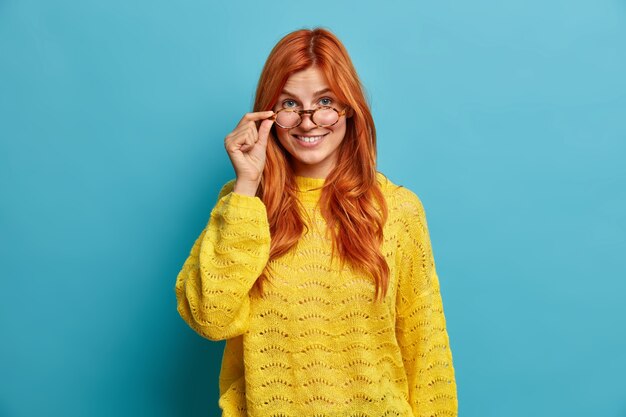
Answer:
[
  {"left": 376, "top": 172, "right": 430, "bottom": 239},
  {"left": 376, "top": 171, "right": 426, "bottom": 217}
]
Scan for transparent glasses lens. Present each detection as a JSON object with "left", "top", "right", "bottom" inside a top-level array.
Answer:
[{"left": 275, "top": 107, "right": 339, "bottom": 129}]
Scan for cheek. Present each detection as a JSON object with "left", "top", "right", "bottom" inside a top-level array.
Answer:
[
  {"left": 331, "top": 121, "right": 347, "bottom": 140},
  {"left": 274, "top": 128, "right": 292, "bottom": 148}
]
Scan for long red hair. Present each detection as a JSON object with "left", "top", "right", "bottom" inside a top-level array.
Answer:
[{"left": 251, "top": 27, "right": 389, "bottom": 302}]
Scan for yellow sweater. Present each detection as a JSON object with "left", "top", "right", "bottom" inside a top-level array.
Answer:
[{"left": 175, "top": 172, "right": 458, "bottom": 417}]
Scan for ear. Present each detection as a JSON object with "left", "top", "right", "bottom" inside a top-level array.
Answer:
[{"left": 346, "top": 107, "right": 355, "bottom": 118}]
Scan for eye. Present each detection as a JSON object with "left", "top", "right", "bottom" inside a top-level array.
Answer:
[
  {"left": 282, "top": 99, "right": 297, "bottom": 108},
  {"left": 319, "top": 97, "right": 333, "bottom": 106}
]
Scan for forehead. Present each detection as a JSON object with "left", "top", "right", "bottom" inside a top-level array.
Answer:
[{"left": 281, "top": 67, "right": 333, "bottom": 97}]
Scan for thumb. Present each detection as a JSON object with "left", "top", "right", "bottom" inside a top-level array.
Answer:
[{"left": 257, "top": 119, "right": 274, "bottom": 148}]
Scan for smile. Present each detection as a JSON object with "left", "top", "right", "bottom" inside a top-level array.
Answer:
[{"left": 293, "top": 134, "right": 328, "bottom": 144}]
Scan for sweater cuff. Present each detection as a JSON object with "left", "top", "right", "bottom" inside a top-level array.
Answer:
[{"left": 214, "top": 191, "right": 268, "bottom": 221}]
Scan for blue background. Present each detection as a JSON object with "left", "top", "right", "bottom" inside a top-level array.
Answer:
[{"left": 1, "top": 1, "right": 625, "bottom": 416}]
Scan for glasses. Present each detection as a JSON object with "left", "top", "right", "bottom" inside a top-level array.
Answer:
[{"left": 269, "top": 106, "right": 348, "bottom": 129}]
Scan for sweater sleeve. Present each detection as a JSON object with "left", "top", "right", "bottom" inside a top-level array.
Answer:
[
  {"left": 394, "top": 188, "right": 458, "bottom": 417},
  {"left": 174, "top": 180, "right": 271, "bottom": 341}
]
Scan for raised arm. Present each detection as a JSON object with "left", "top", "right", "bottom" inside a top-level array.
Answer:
[
  {"left": 174, "top": 179, "right": 271, "bottom": 341},
  {"left": 393, "top": 188, "right": 458, "bottom": 416}
]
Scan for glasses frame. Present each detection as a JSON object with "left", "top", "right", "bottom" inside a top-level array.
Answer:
[{"left": 269, "top": 106, "right": 348, "bottom": 129}]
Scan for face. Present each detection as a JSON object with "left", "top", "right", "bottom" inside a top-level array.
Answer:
[{"left": 272, "top": 66, "right": 350, "bottom": 178}]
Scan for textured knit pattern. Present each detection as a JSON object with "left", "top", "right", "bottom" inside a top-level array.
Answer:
[{"left": 175, "top": 172, "right": 458, "bottom": 417}]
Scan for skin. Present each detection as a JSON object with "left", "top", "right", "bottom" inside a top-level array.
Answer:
[
  {"left": 272, "top": 66, "right": 350, "bottom": 179},
  {"left": 224, "top": 66, "right": 350, "bottom": 197},
  {"left": 224, "top": 110, "right": 275, "bottom": 197}
]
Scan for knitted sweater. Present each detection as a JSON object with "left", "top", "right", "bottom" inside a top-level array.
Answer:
[{"left": 174, "top": 172, "right": 458, "bottom": 417}]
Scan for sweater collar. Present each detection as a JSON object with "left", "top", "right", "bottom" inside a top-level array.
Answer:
[
  {"left": 294, "top": 175, "right": 326, "bottom": 203},
  {"left": 294, "top": 175, "right": 326, "bottom": 190},
  {"left": 292, "top": 172, "right": 388, "bottom": 202}
]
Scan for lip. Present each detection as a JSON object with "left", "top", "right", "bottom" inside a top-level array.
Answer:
[{"left": 291, "top": 133, "right": 328, "bottom": 148}]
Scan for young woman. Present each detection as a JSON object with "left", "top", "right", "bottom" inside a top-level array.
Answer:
[{"left": 175, "top": 27, "right": 458, "bottom": 417}]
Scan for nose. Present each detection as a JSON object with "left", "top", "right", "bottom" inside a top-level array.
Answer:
[{"left": 299, "top": 111, "right": 317, "bottom": 130}]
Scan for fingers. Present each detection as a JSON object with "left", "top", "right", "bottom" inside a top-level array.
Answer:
[
  {"left": 226, "top": 111, "right": 275, "bottom": 150},
  {"left": 236, "top": 110, "right": 275, "bottom": 128},
  {"left": 256, "top": 118, "right": 274, "bottom": 148},
  {"left": 225, "top": 111, "right": 275, "bottom": 158},
  {"left": 240, "top": 124, "right": 257, "bottom": 152},
  {"left": 225, "top": 124, "right": 255, "bottom": 153},
  {"left": 224, "top": 111, "right": 274, "bottom": 184}
]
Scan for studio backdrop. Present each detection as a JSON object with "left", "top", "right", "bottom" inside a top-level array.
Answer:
[{"left": 1, "top": 1, "right": 625, "bottom": 416}]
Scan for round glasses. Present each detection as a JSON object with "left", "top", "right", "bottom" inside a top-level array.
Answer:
[{"left": 270, "top": 106, "right": 348, "bottom": 129}]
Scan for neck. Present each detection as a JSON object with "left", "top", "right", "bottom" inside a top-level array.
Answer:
[{"left": 291, "top": 159, "right": 335, "bottom": 179}]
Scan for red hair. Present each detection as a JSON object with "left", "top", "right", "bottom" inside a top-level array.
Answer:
[{"left": 251, "top": 27, "right": 389, "bottom": 302}]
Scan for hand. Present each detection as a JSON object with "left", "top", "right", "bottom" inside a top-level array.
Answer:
[{"left": 224, "top": 110, "right": 275, "bottom": 196}]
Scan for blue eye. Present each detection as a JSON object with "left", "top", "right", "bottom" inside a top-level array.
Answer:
[
  {"left": 282, "top": 100, "right": 297, "bottom": 108},
  {"left": 319, "top": 97, "right": 332, "bottom": 106}
]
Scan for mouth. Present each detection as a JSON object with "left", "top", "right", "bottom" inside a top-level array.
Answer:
[{"left": 292, "top": 133, "right": 329, "bottom": 146}]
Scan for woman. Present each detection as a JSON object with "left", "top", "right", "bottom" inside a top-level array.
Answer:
[{"left": 175, "top": 27, "right": 458, "bottom": 417}]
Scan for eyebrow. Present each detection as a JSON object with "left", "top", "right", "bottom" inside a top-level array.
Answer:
[{"left": 280, "top": 87, "right": 334, "bottom": 98}]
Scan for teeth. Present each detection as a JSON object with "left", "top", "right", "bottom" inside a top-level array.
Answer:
[{"left": 296, "top": 135, "right": 325, "bottom": 143}]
